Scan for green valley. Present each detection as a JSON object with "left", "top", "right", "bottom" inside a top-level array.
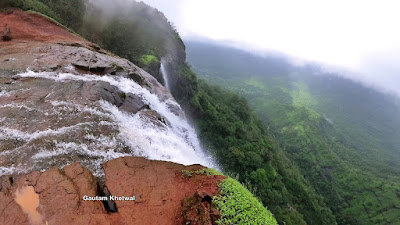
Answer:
[
  {"left": 3, "top": 0, "right": 400, "bottom": 224},
  {"left": 186, "top": 41, "right": 400, "bottom": 225}
]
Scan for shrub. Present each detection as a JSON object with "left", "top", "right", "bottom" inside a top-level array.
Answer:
[
  {"left": 0, "top": 0, "right": 62, "bottom": 23},
  {"left": 213, "top": 178, "right": 278, "bottom": 225}
]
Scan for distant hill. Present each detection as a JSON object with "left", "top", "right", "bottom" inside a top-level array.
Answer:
[{"left": 186, "top": 40, "right": 400, "bottom": 225}]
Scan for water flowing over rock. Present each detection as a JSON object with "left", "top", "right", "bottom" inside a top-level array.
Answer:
[
  {"left": 0, "top": 9, "right": 277, "bottom": 225},
  {"left": 0, "top": 9, "right": 217, "bottom": 177},
  {"left": 160, "top": 58, "right": 170, "bottom": 91}
]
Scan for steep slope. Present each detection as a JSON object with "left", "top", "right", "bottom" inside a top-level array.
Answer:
[
  {"left": 0, "top": 9, "right": 278, "bottom": 225},
  {"left": 47, "top": 2, "right": 339, "bottom": 224},
  {"left": 0, "top": 2, "right": 340, "bottom": 224},
  {"left": 80, "top": 0, "right": 187, "bottom": 90},
  {"left": 186, "top": 40, "right": 400, "bottom": 225},
  {"left": 189, "top": 81, "right": 337, "bottom": 225},
  {"left": 0, "top": 8, "right": 213, "bottom": 176}
]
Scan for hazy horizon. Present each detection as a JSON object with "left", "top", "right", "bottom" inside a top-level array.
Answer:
[{"left": 140, "top": 0, "right": 400, "bottom": 98}]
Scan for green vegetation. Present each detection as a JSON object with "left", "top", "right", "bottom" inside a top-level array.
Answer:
[
  {"left": 291, "top": 81, "right": 316, "bottom": 107},
  {"left": 2, "top": 0, "right": 181, "bottom": 76},
  {"left": 186, "top": 41, "right": 400, "bottom": 225},
  {"left": 172, "top": 63, "right": 199, "bottom": 105},
  {"left": 213, "top": 177, "right": 277, "bottom": 225},
  {"left": 80, "top": 1, "right": 183, "bottom": 69},
  {"left": 0, "top": 0, "right": 61, "bottom": 22},
  {"left": 139, "top": 55, "right": 159, "bottom": 66},
  {"left": 138, "top": 54, "right": 160, "bottom": 76},
  {"left": 118, "top": 92, "right": 126, "bottom": 101},
  {"left": 189, "top": 80, "right": 336, "bottom": 225},
  {"left": 36, "top": 0, "right": 86, "bottom": 30},
  {"left": 9, "top": 1, "right": 400, "bottom": 224},
  {"left": 182, "top": 168, "right": 278, "bottom": 225},
  {"left": 1, "top": 0, "right": 86, "bottom": 32},
  {"left": 182, "top": 168, "right": 221, "bottom": 177}
]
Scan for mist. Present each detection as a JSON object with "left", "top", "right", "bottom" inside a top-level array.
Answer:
[{"left": 140, "top": 0, "right": 400, "bottom": 99}]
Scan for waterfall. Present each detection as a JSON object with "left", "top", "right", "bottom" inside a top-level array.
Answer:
[
  {"left": 160, "top": 58, "right": 170, "bottom": 91},
  {"left": 0, "top": 70, "right": 218, "bottom": 176}
]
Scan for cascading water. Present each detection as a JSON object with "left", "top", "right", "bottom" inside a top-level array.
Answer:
[
  {"left": 160, "top": 58, "right": 170, "bottom": 91},
  {"left": 0, "top": 70, "right": 217, "bottom": 176}
]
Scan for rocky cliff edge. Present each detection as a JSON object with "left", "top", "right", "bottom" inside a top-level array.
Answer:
[
  {"left": 0, "top": 9, "right": 225, "bottom": 225},
  {"left": 0, "top": 156, "right": 225, "bottom": 225}
]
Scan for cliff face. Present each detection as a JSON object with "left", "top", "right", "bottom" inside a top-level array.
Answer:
[
  {"left": 0, "top": 9, "right": 224, "bottom": 224},
  {"left": 0, "top": 9, "right": 279, "bottom": 225},
  {"left": 0, "top": 9, "right": 214, "bottom": 176}
]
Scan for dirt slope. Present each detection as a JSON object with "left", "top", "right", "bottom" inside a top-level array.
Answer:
[{"left": 0, "top": 9, "right": 84, "bottom": 43}]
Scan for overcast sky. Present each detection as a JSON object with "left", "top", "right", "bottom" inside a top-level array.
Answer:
[{"left": 141, "top": 0, "right": 400, "bottom": 97}]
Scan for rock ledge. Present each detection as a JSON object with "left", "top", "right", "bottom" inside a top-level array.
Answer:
[{"left": 0, "top": 156, "right": 225, "bottom": 225}]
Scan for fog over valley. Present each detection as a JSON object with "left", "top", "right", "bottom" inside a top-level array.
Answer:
[
  {"left": 2, "top": 1, "right": 400, "bottom": 224},
  {"left": 141, "top": 0, "right": 400, "bottom": 98}
]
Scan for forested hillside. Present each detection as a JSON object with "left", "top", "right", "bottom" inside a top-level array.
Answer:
[
  {"left": 189, "top": 81, "right": 336, "bottom": 224},
  {"left": 186, "top": 41, "right": 400, "bottom": 225},
  {"left": 3, "top": 0, "right": 398, "bottom": 223},
  {"left": 0, "top": 1, "right": 341, "bottom": 224}
]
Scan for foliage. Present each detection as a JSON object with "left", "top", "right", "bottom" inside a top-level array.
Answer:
[
  {"left": 171, "top": 63, "right": 198, "bottom": 106},
  {"left": 181, "top": 168, "right": 222, "bottom": 177},
  {"left": 186, "top": 41, "right": 400, "bottom": 225},
  {"left": 0, "top": 0, "right": 61, "bottom": 22},
  {"left": 36, "top": 0, "right": 86, "bottom": 30},
  {"left": 138, "top": 54, "right": 160, "bottom": 76},
  {"left": 213, "top": 177, "right": 277, "bottom": 225},
  {"left": 189, "top": 81, "right": 337, "bottom": 225},
  {"left": 181, "top": 170, "right": 194, "bottom": 177},
  {"left": 4, "top": 0, "right": 183, "bottom": 78},
  {"left": 139, "top": 55, "right": 159, "bottom": 66},
  {"left": 1, "top": 1, "right": 353, "bottom": 224},
  {"left": 79, "top": 1, "right": 183, "bottom": 70},
  {"left": 0, "top": 0, "right": 86, "bottom": 32}
]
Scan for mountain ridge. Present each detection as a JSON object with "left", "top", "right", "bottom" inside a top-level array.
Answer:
[
  {"left": 0, "top": 8, "right": 278, "bottom": 225},
  {"left": 186, "top": 40, "right": 400, "bottom": 225}
]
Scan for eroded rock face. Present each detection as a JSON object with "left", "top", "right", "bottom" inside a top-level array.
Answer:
[
  {"left": 0, "top": 157, "right": 225, "bottom": 225},
  {"left": 0, "top": 11, "right": 220, "bottom": 224},
  {"left": 0, "top": 162, "right": 108, "bottom": 225},
  {"left": 0, "top": 10, "right": 210, "bottom": 176},
  {"left": 182, "top": 191, "right": 221, "bottom": 225},
  {"left": 1, "top": 24, "right": 11, "bottom": 41}
]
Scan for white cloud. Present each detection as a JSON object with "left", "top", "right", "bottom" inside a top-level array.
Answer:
[{"left": 141, "top": 0, "right": 400, "bottom": 96}]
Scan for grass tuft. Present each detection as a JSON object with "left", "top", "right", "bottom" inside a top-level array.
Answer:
[{"left": 213, "top": 178, "right": 277, "bottom": 225}]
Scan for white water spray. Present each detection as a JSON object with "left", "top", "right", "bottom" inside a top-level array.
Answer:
[
  {"left": 160, "top": 58, "right": 170, "bottom": 91},
  {"left": 0, "top": 70, "right": 218, "bottom": 176}
]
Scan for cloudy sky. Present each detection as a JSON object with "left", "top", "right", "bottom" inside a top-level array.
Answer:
[{"left": 141, "top": 0, "right": 400, "bottom": 96}]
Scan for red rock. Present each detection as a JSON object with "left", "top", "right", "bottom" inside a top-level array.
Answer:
[
  {"left": 0, "top": 157, "right": 225, "bottom": 225},
  {"left": 1, "top": 24, "right": 11, "bottom": 41},
  {"left": 0, "top": 10, "right": 84, "bottom": 43},
  {"left": 0, "top": 9, "right": 224, "bottom": 225}
]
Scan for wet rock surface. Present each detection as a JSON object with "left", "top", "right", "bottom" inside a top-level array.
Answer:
[
  {"left": 0, "top": 10, "right": 205, "bottom": 176},
  {"left": 0, "top": 157, "right": 225, "bottom": 225},
  {"left": 0, "top": 9, "right": 220, "bottom": 224}
]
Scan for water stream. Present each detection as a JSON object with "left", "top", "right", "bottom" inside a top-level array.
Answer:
[
  {"left": 0, "top": 70, "right": 217, "bottom": 176},
  {"left": 160, "top": 58, "right": 170, "bottom": 91}
]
